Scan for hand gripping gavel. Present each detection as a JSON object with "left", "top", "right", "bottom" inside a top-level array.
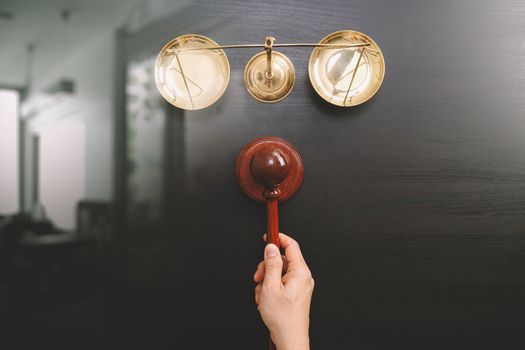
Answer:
[{"left": 236, "top": 137, "right": 304, "bottom": 350}]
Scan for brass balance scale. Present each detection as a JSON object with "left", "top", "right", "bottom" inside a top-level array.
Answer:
[{"left": 154, "top": 30, "right": 385, "bottom": 110}]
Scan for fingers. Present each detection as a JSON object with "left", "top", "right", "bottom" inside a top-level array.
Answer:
[
  {"left": 263, "top": 232, "right": 312, "bottom": 289},
  {"left": 254, "top": 255, "right": 288, "bottom": 283},
  {"left": 282, "top": 255, "right": 289, "bottom": 275},
  {"left": 264, "top": 232, "right": 306, "bottom": 268},
  {"left": 262, "top": 244, "right": 283, "bottom": 288},
  {"left": 255, "top": 283, "right": 261, "bottom": 305},
  {"left": 253, "top": 261, "right": 264, "bottom": 283}
]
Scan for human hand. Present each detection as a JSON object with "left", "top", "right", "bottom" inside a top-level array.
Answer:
[{"left": 253, "top": 233, "right": 314, "bottom": 350}]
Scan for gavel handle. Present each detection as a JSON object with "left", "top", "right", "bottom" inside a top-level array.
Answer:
[
  {"left": 266, "top": 198, "right": 279, "bottom": 350},
  {"left": 267, "top": 199, "right": 280, "bottom": 249}
]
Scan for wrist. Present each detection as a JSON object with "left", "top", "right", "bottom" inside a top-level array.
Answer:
[
  {"left": 275, "top": 338, "right": 310, "bottom": 350},
  {"left": 273, "top": 327, "right": 310, "bottom": 350}
]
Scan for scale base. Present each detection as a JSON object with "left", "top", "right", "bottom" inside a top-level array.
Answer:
[{"left": 244, "top": 51, "right": 295, "bottom": 103}]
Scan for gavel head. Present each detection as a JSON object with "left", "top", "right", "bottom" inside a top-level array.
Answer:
[
  {"left": 250, "top": 147, "right": 290, "bottom": 190},
  {"left": 236, "top": 137, "right": 303, "bottom": 203}
]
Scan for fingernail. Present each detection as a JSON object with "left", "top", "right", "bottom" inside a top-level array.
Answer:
[{"left": 265, "top": 244, "right": 278, "bottom": 258}]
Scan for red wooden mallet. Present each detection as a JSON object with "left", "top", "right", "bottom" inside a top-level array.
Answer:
[{"left": 236, "top": 137, "right": 304, "bottom": 350}]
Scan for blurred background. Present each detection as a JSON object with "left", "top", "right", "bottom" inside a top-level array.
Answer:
[
  {"left": 0, "top": 0, "right": 191, "bottom": 347},
  {"left": 1, "top": 0, "right": 525, "bottom": 349}
]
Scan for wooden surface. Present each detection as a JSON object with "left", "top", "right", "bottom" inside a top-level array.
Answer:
[{"left": 120, "top": 0, "right": 525, "bottom": 349}]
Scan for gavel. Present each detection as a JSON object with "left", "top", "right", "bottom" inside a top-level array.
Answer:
[{"left": 236, "top": 137, "right": 304, "bottom": 350}]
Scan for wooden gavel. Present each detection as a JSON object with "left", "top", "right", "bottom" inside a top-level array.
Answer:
[{"left": 236, "top": 137, "right": 304, "bottom": 350}]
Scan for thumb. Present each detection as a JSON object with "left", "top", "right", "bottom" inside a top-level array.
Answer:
[{"left": 263, "top": 243, "right": 283, "bottom": 287}]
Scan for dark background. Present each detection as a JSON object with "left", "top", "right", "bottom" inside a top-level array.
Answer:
[{"left": 2, "top": 0, "right": 525, "bottom": 349}]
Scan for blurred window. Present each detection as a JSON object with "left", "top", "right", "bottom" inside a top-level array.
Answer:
[
  {"left": 0, "top": 89, "right": 19, "bottom": 214},
  {"left": 38, "top": 117, "right": 85, "bottom": 230}
]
